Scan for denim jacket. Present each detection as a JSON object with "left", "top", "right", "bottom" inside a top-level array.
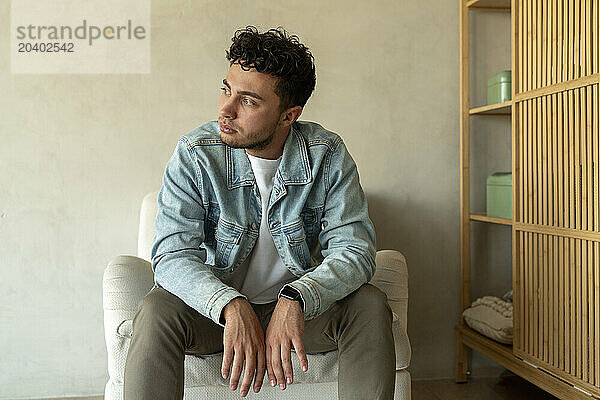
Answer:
[{"left": 151, "top": 120, "right": 376, "bottom": 326}]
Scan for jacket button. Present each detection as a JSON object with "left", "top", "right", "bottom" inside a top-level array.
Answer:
[{"left": 251, "top": 223, "right": 257, "bottom": 229}]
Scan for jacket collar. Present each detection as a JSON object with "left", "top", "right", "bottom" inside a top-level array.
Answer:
[{"left": 226, "top": 122, "right": 312, "bottom": 190}]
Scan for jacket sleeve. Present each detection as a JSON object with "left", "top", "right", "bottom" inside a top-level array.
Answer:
[
  {"left": 151, "top": 137, "right": 246, "bottom": 326},
  {"left": 283, "top": 137, "right": 377, "bottom": 320}
]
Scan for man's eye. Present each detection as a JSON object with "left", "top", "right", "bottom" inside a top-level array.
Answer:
[
  {"left": 220, "top": 87, "right": 230, "bottom": 95},
  {"left": 242, "top": 98, "right": 255, "bottom": 106}
]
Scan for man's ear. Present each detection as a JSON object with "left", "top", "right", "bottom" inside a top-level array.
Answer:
[{"left": 280, "top": 105, "right": 303, "bottom": 127}]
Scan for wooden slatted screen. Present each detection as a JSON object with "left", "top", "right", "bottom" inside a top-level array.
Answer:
[
  {"left": 514, "top": 0, "right": 600, "bottom": 393},
  {"left": 517, "top": 0, "right": 599, "bottom": 93}
]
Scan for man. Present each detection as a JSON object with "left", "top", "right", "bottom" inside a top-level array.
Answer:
[{"left": 124, "top": 26, "right": 395, "bottom": 400}]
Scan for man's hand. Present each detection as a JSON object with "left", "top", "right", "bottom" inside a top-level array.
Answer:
[
  {"left": 265, "top": 297, "right": 308, "bottom": 390},
  {"left": 221, "top": 298, "right": 266, "bottom": 397}
]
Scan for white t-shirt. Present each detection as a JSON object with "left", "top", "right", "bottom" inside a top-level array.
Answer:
[{"left": 238, "top": 152, "right": 296, "bottom": 304}]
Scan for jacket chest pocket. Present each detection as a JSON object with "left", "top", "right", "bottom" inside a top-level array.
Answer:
[
  {"left": 214, "top": 221, "right": 243, "bottom": 269},
  {"left": 283, "top": 220, "right": 312, "bottom": 270},
  {"left": 203, "top": 205, "right": 243, "bottom": 269}
]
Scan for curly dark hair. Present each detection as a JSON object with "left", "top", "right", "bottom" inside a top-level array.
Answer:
[{"left": 226, "top": 26, "right": 316, "bottom": 111}]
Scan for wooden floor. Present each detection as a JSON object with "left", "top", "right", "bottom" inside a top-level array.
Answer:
[{"left": 412, "top": 373, "right": 558, "bottom": 400}]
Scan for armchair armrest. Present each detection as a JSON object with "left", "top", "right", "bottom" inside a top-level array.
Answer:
[
  {"left": 371, "top": 250, "right": 409, "bottom": 327},
  {"left": 103, "top": 255, "right": 154, "bottom": 383},
  {"left": 103, "top": 255, "right": 154, "bottom": 316},
  {"left": 370, "top": 249, "right": 411, "bottom": 370}
]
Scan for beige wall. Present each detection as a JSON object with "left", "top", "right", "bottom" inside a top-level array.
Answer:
[{"left": 0, "top": 0, "right": 512, "bottom": 397}]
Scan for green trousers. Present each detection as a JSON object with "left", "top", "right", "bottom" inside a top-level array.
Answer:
[{"left": 123, "top": 283, "right": 395, "bottom": 400}]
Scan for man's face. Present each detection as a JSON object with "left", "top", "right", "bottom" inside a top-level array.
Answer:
[{"left": 218, "top": 62, "right": 284, "bottom": 151}]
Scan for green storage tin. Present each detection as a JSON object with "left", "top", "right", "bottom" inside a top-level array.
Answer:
[
  {"left": 487, "top": 70, "right": 512, "bottom": 105},
  {"left": 486, "top": 172, "right": 512, "bottom": 220}
]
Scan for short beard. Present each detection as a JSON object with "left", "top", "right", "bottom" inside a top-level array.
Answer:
[
  {"left": 244, "top": 134, "right": 274, "bottom": 150},
  {"left": 221, "top": 119, "right": 278, "bottom": 150}
]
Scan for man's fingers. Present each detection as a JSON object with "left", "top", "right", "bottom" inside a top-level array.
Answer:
[
  {"left": 221, "top": 343, "right": 233, "bottom": 379},
  {"left": 292, "top": 336, "right": 309, "bottom": 372},
  {"left": 266, "top": 345, "right": 276, "bottom": 387},
  {"left": 281, "top": 342, "right": 294, "bottom": 384},
  {"left": 239, "top": 352, "right": 256, "bottom": 397},
  {"left": 229, "top": 349, "right": 244, "bottom": 391},
  {"left": 271, "top": 344, "right": 286, "bottom": 389},
  {"left": 254, "top": 350, "right": 266, "bottom": 393}
]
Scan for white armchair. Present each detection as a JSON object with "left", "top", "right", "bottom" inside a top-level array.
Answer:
[{"left": 103, "top": 191, "right": 411, "bottom": 399}]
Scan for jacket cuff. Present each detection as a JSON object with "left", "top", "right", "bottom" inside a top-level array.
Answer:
[
  {"left": 206, "top": 286, "right": 247, "bottom": 327},
  {"left": 284, "top": 279, "right": 321, "bottom": 320}
]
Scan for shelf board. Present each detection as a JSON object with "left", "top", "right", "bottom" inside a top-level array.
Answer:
[
  {"left": 457, "top": 324, "right": 513, "bottom": 359},
  {"left": 470, "top": 212, "right": 513, "bottom": 225},
  {"left": 465, "top": 0, "right": 511, "bottom": 10},
  {"left": 469, "top": 101, "right": 512, "bottom": 115}
]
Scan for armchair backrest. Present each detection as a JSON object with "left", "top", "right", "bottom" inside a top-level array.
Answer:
[{"left": 138, "top": 191, "right": 159, "bottom": 262}]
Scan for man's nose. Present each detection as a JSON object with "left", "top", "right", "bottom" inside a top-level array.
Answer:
[{"left": 219, "top": 97, "right": 237, "bottom": 119}]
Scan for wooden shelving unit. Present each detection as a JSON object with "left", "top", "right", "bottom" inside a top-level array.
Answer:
[
  {"left": 456, "top": 326, "right": 593, "bottom": 400},
  {"left": 457, "top": 0, "right": 600, "bottom": 398}
]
